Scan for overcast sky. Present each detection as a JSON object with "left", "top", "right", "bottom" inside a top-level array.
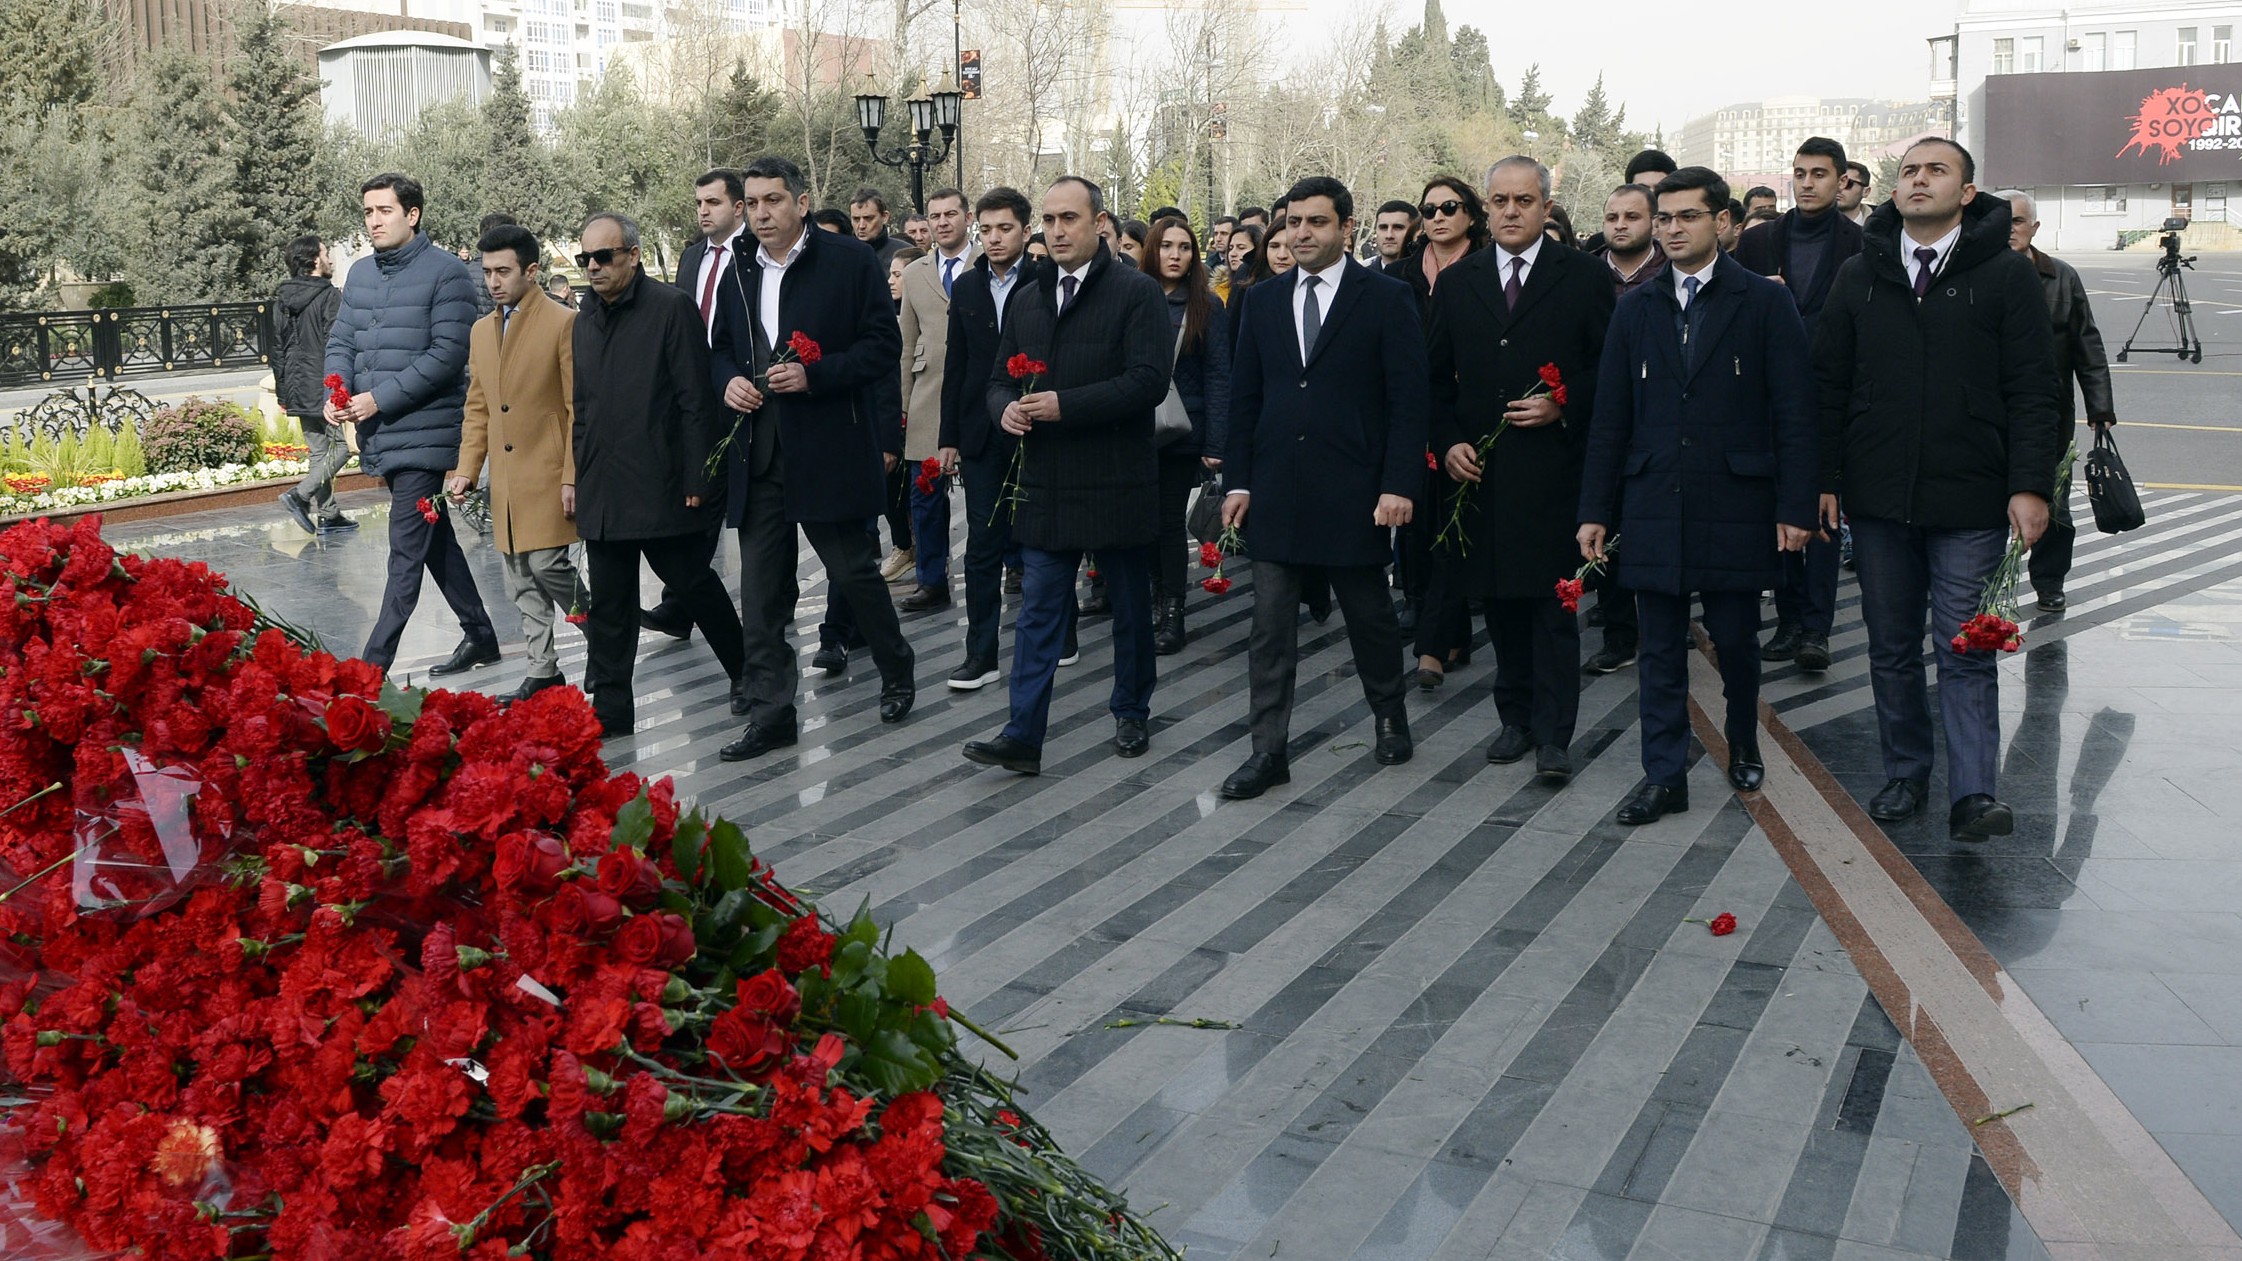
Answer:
[{"left": 1293, "top": 0, "right": 1966, "bottom": 134}]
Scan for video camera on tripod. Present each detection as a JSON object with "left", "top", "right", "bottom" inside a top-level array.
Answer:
[{"left": 2119, "top": 216, "right": 2203, "bottom": 363}]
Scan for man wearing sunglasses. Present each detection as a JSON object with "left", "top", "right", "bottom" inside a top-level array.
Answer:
[
  {"left": 1840, "top": 162, "right": 1873, "bottom": 225},
  {"left": 1580, "top": 167, "right": 1818, "bottom": 825},
  {"left": 569, "top": 212, "right": 748, "bottom": 739},
  {"left": 1735, "top": 136, "right": 1862, "bottom": 676}
]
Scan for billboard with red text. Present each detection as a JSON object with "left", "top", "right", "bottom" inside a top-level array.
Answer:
[{"left": 1983, "top": 65, "right": 2242, "bottom": 185}]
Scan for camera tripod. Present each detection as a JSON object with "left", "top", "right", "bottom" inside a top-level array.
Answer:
[{"left": 2117, "top": 244, "right": 2203, "bottom": 364}]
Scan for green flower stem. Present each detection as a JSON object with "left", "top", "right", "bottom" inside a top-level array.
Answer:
[{"left": 0, "top": 780, "right": 63, "bottom": 820}]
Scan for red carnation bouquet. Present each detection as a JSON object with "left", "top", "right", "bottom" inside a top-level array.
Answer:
[
  {"left": 990, "top": 354, "right": 1049, "bottom": 526},
  {"left": 1556, "top": 534, "right": 1618, "bottom": 613},
  {"left": 324, "top": 373, "right": 353, "bottom": 413},
  {"left": 1199, "top": 524, "right": 1243, "bottom": 595},
  {"left": 1435, "top": 362, "right": 1565, "bottom": 555},
  {"left": 912, "top": 456, "right": 944, "bottom": 497},
  {"left": 704, "top": 330, "right": 823, "bottom": 479},
  {"left": 0, "top": 515, "right": 1180, "bottom": 1261},
  {"left": 1952, "top": 443, "right": 2076, "bottom": 656}
]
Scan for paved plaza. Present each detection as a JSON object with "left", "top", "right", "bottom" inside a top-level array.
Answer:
[{"left": 71, "top": 250, "right": 2242, "bottom": 1261}]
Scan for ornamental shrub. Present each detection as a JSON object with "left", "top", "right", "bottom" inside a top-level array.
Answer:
[
  {"left": 113, "top": 419, "right": 148, "bottom": 477},
  {"left": 139, "top": 397, "right": 259, "bottom": 474}
]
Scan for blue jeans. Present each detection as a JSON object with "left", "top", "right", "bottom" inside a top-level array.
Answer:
[
  {"left": 1004, "top": 544, "right": 1155, "bottom": 751},
  {"left": 1848, "top": 517, "right": 2009, "bottom": 803},
  {"left": 910, "top": 473, "right": 950, "bottom": 586}
]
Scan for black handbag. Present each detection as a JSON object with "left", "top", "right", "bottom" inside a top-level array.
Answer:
[
  {"left": 1186, "top": 473, "right": 1224, "bottom": 544},
  {"left": 2084, "top": 426, "right": 2145, "bottom": 534}
]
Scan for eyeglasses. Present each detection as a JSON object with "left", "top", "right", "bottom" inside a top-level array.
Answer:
[
  {"left": 1420, "top": 200, "right": 1466, "bottom": 219},
  {"left": 1839, "top": 178, "right": 1866, "bottom": 190},
  {"left": 1651, "top": 210, "right": 1715, "bottom": 228},
  {"left": 574, "top": 247, "right": 634, "bottom": 267}
]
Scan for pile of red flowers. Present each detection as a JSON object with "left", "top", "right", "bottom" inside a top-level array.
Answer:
[{"left": 0, "top": 516, "right": 1178, "bottom": 1261}]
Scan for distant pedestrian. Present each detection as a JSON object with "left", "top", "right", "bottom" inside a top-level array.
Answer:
[
  {"left": 851, "top": 188, "right": 907, "bottom": 268},
  {"left": 273, "top": 233, "right": 353, "bottom": 535},
  {"left": 1367, "top": 200, "right": 1419, "bottom": 274}
]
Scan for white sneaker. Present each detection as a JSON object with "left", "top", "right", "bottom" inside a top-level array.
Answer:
[{"left": 879, "top": 548, "right": 916, "bottom": 583}]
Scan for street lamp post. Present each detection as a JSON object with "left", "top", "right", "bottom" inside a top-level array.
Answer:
[{"left": 853, "top": 71, "right": 964, "bottom": 213}]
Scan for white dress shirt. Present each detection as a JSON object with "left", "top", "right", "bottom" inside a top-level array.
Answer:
[
  {"left": 1054, "top": 259, "right": 1094, "bottom": 316},
  {"left": 691, "top": 228, "right": 743, "bottom": 343},
  {"left": 1492, "top": 236, "right": 1547, "bottom": 291},
  {"left": 1903, "top": 221, "right": 1964, "bottom": 292},
  {"left": 988, "top": 261, "right": 1020, "bottom": 331},
  {"left": 1291, "top": 256, "right": 1347, "bottom": 360},
  {"left": 1672, "top": 252, "right": 1717, "bottom": 306},
  {"left": 754, "top": 228, "right": 808, "bottom": 353}
]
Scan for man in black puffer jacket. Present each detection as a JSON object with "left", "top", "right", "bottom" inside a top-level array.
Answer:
[
  {"left": 1813, "top": 138, "right": 2060, "bottom": 842},
  {"left": 272, "top": 234, "right": 353, "bottom": 534},
  {"left": 324, "top": 172, "right": 497, "bottom": 676}
]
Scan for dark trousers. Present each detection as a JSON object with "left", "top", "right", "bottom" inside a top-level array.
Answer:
[
  {"left": 1595, "top": 585, "right": 1639, "bottom": 651},
  {"left": 582, "top": 531, "right": 745, "bottom": 730},
  {"left": 1772, "top": 534, "right": 1840, "bottom": 635},
  {"left": 882, "top": 464, "right": 912, "bottom": 552},
  {"left": 363, "top": 468, "right": 495, "bottom": 670},
  {"left": 2028, "top": 471, "right": 2075, "bottom": 593},
  {"left": 1248, "top": 561, "right": 1407, "bottom": 758},
  {"left": 1412, "top": 559, "right": 1473, "bottom": 661},
  {"left": 1485, "top": 594, "right": 1582, "bottom": 747},
  {"left": 1005, "top": 544, "right": 1154, "bottom": 751},
  {"left": 910, "top": 475, "right": 950, "bottom": 586},
  {"left": 815, "top": 520, "right": 878, "bottom": 652},
  {"left": 1635, "top": 589, "right": 1761, "bottom": 788},
  {"left": 959, "top": 443, "right": 1017, "bottom": 665},
  {"left": 649, "top": 525, "right": 724, "bottom": 622},
  {"left": 1849, "top": 516, "right": 2008, "bottom": 804},
  {"left": 1154, "top": 451, "right": 1205, "bottom": 600},
  {"left": 737, "top": 465, "right": 913, "bottom": 725}
]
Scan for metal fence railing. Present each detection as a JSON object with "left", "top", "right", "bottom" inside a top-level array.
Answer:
[{"left": 0, "top": 303, "right": 272, "bottom": 390}]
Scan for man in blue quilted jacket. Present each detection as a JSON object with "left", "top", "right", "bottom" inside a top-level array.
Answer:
[{"left": 325, "top": 172, "right": 498, "bottom": 676}]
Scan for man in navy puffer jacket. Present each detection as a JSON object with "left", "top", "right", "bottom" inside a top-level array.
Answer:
[{"left": 324, "top": 172, "right": 498, "bottom": 675}]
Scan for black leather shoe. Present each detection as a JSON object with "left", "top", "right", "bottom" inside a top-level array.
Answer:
[
  {"left": 879, "top": 681, "right": 915, "bottom": 724},
  {"left": 1414, "top": 667, "right": 1445, "bottom": 691},
  {"left": 947, "top": 658, "right": 999, "bottom": 690},
  {"left": 1534, "top": 744, "right": 1572, "bottom": 784},
  {"left": 509, "top": 674, "right": 565, "bottom": 702},
  {"left": 1761, "top": 623, "right": 1803, "bottom": 662},
  {"left": 1080, "top": 589, "right": 1111, "bottom": 617},
  {"left": 1794, "top": 632, "right": 1832, "bottom": 673},
  {"left": 810, "top": 645, "right": 849, "bottom": 675},
  {"left": 428, "top": 637, "right": 501, "bottom": 677},
  {"left": 1374, "top": 716, "right": 1413, "bottom": 765},
  {"left": 599, "top": 715, "right": 632, "bottom": 739},
  {"left": 730, "top": 676, "right": 752, "bottom": 716},
  {"left": 1583, "top": 644, "right": 1638, "bottom": 675},
  {"left": 2036, "top": 588, "right": 2067, "bottom": 613},
  {"left": 898, "top": 585, "right": 951, "bottom": 612},
  {"left": 1004, "top": 568, "right": 1023, "bottom": 594},
  {"left": 1728, "top": 742, "right": 1765, "bottom": 793},
  {"left": 1220, "top": 753, "right": 1290, "bottom": 799},
  {"left": 318, "top": 514, "right": 359, "bottom": 533},
  {"left": 1867, "top": 777, "right": 1928, "bottom": 822},
  {"left": 1617, "top": 783, "right": 1689, "bottom": 825},
  {"left": 1486, "top": 725, "right": 1533, "bottom": 764},
  {"left": 640, "top": 607, "right": 691, "bottom": 641},
  {"left": 963, "top": 735, "right": 1041, "bottom": 775},
  {"left": 1153, "top": 598, "right": 1186, "bottom": 656},
  {"left": 277, "top": 489, "right": 318, "bottom": 535},
  {"left": 1113, "top": 717, "right": 1149, "bottom": 758},
  {"left": 1949, "top": 794, "right": 2015, "bottom": 840},
  {"left": 719, "top": 719, "right": 798, "bottom": 761}
]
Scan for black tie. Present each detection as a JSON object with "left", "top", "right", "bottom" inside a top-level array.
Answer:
[
  {"left": 1912, "top": 247, "right": 1938, "bottom": 298},
  {"left": 1505, "top": 256, "right": 1525, "bottom": 310},
  {"left": 1300, "top": 275, "right": 1322, "bottom": 361},
  {"left": 1059, "top": 273, "right": 1078, "bottom": 313}
]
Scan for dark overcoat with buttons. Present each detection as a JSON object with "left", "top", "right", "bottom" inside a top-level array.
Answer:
[
  {"left": 1226, "top": 260, "right": 1429, "bottom": 568},
  {"left": 1812, "top": 194, "right": 2061, "bottom": 531},
  {"left": 1580, "top": 261, "right": 1819, "bottom": 594},
  {"left": 571, "top": 268, "right": 725, "bottom": 542},
  {"left": 1426, "top": 243, "right": 1615, "bottom": 599}
]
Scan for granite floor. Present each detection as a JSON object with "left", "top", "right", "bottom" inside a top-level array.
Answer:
[{"left": 85, "top": 478, "right": 2242, "bottom": 1260}]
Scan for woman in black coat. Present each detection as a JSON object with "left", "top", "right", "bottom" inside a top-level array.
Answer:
[{"left": 1141, "top": 217, "right": 1231, "bottom": 653}]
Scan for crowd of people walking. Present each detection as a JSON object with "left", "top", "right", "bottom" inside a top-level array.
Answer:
[{"left": 283, "top": 130, "right": 2118, "bottom": 844}]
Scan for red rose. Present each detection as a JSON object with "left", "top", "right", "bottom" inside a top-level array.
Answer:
[
  {"left": 545, "top": 882, "right": 625, "bottom": 937},
  {"left": 616, "top": 911, "right": 696, "bottom": 968},
  {"left": 736, "top": 968, "right": 801, "bottom": 1025},
  {"left": 495, "top": 830, "right": 572, "bottom": 896},
  {"left": 775, "top": 915, "right": 836, "bottom": 975},
  {"left": 706, "top": 1007, "right": 791, "bottom": 1076},
  {"left": 595, "top": 848, "right": 664, "bottom": 908},
  {"left": 323, "top": 694, "right": 390, "bottom": 753},
  {"left": 1708, "top": 912, "right": 1738, "bottom": 937}
]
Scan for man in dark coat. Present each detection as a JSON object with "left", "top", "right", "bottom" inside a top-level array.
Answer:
[
  {"left": 323, "top": 172, "right": 497, "bottom": 676},
  {"left": 1734, "top": 137, "right": 1865, "bottom": 674},
  {"left": 274, "top": 233, "right": 353, "bottom": 534},
  {"left": 570, "top": 212, "right": 747, "bottom": 738},
  {"left": 1426, "top": 155, "right": 1616, "bottom": 784},
  {"left": 938, "top": 186, "right": 1044, "bottom": 690},
  {"left": 711, "top": 156, "right": 914, "bottom": 761},
  {"left": 2003, "top": 189, "right": 2117, "bottom": 612},
  {"left": 1581, "top": 168, "right": 1819, "bottom": 825},
  {"left": 962, "top": 175, "right": 1172, "bottom": 775},
  {"left": 1219, "top": 176, "right": 1426, "bottom": 800},
  {"left": 1815, "top": 139, "right": 2060, "bottom": 840}
]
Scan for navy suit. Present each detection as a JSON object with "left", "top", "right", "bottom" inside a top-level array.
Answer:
[
  {"left": 1228, "top": 260, "right": 1427, "bottom": 756},
  {"left": 940, "top": 255, "right": 1042, "bottom": 666},
  {"left": 1582, "top": 259, "right": 1817, "bottom": 789}
]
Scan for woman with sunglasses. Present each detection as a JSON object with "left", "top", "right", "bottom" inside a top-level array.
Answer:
[
  {"left": 1139, "top": 217, "right": 1231, "bottom": 654},
  {"left": 1398, "top": 176, "right": 1489, "bottom": 690}
]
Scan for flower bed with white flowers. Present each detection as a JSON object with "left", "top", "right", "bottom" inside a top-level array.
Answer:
[{"left": 0, "top": 458, "right": 371, "bottom": 524}]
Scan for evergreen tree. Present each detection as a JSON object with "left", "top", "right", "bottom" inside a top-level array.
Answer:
[
  {"left": 1570, "top": 73, "right": 1621, "bottom": 155},
  {"left": 0, "top": 0, "right": 105, "bottom": 114},
  {"left": 227, "top": 0, "right": 324, "bottom": 295},
  {"left": 478, "top": 44, "right": 574, "bottom": 244},
  {"left": 118, "top": 48, "right": 247, "bottom": 302},
  {"left": 556, "top": 67, "right": 689, "bottom": 271},
  {"left": 379, "top": 98, "right": 488, "bottom": 251},
  {"left": 706, "top": 60, "right": 781, "bottom": 167},
  {"left": 1450, "top": 27, "right": 1500, "bottom": 113},
  {"left": 1505, "top": 63, "right": 1561, "bottom": 139},
  {"left": 0, "top": 0, "right": 110, "bottom": 306}
]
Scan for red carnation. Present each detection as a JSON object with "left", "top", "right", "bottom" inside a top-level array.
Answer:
[
  {"left": 1199, "top": 542, "right": 1222, "bottom": 569},
  {"left": 787, "top": 330, "right": 823, "bottom": 364},
  {"left": 1537, "top": 362, "right": 1563, "bottom": 389},
  {"left": 775, "top": 915, "right": 837, "bottom": 976},
  {"left": 323, "top": 693, "right": 390, "bottom": 753},
  {"left": 1555, "top": 576, "right": 1585, "bottom": 613},
  {"left": 415, "top": 496, "right": 440, "bottom": 524},
  {"left": 325, "top": 372, "right": 353, "bottom": 410},
  {"left": 1425, "top": 450, "right": 1439, "bottom": 471},
  {"left": 1201, "top": 575, "right": 1232, "bottom": 595},
  {"left": 1709, "top": 912, "right": 1738, "bottom": 937}
]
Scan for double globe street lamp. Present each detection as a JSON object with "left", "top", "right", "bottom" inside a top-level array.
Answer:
[{"left": 853, "top": 71, "right": 964, "bottom": 213}]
